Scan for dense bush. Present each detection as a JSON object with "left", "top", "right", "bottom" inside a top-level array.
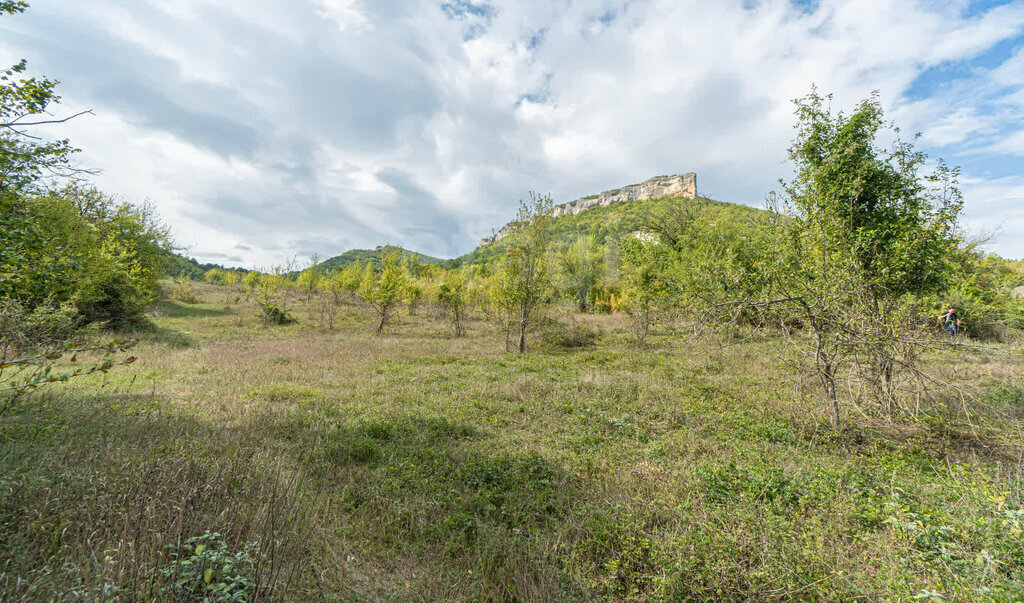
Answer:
[{"left": 0, "top": 186, "right": 170, "bottom": 330}]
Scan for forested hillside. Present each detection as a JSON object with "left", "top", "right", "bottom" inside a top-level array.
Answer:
[{"left": 318, "top": 245, "right": 448, "bottom": 271}]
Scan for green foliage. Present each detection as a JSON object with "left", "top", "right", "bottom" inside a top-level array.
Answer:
[
  {"left": 556, "top": 235, "right": 604, "bottom": 312},
  {"left": 240, "top": 271, "right": 260, "bottom": 300},
  {"left": 338, "top": 261, "right": 365, "bottom": 299},
  {"left": 783, "top": 89, "right": 962, "bottom": 298},
  {"left": 488, "top": 193, "right": 554, "bottom": 352},
  {"left": 359, "top": 250, "right": 406, "bottom": 335},
  {"left": 158, "top": 531, "right": 260, "bottom": 601},
  {"left": 171, "top": 272, "right": 199, "bottom": 304},
  {"left": 318, "top": 245, "right": 445, "bottom": 272},
  {"left": 163, "top": 252, "right": 243, "bottom": 281},
  {"left": 0, "top": 2, "right": 28, "bottom": 16},
  {"left": 0, "top": 7, "right": 78, "bottom": 198},
  {"left": 203, "top": 267, "right": 227, "bottom": 285},
  {"left": 252, "top": 269, "right": 294, "bottom": 326},
  {"left": 1, "top": 336, "right": 137, "bottom": 408},
  {"left": 940, "top": 251, "right": 1024, "bottom": 341},
  {"left": 403, "top": 268, "right": 425, "bottom": 316},
  {"left": 649, "top": 197, "right": 773, "bottom": 325},
  {"left": 760, "top": 89, "right": 965, "bottom": 427},
  {"left": 295, "top": 255, "right": 321, "bottom": 303},
  {"left": 573, "top": 505, "right": 666, "bottom": 598},
  {"left": 619, "top": 234, "right": 674, "bottom": 344},
  {"left": 436, "top": 270, "right": 468, "bottom": 336},
  {"left": 0, "top": 298, "right": 78, "bottom": 360},
  {"left": 1, "top": 185, "right": 170, "bottom": 329},
  {"left": 259, "top": 302, "right": 292, "bottom": 325}
]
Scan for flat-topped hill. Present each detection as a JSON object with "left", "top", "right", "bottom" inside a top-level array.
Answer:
[{"left": 481, "top": 173, "right": 698, "bottom": 245}]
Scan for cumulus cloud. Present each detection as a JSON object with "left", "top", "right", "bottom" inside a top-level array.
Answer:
[{"left": 1, "top": 0, "right": 1022, "bottom": 264}]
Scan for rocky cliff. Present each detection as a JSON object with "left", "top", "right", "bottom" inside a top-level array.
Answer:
[{"left": 481, "top": 172, "right": 696, "bottom": 245}]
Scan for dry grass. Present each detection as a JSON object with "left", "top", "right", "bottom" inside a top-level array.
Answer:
[{"left": 1, "top": 282, "right": 1023, "bottom": 600}]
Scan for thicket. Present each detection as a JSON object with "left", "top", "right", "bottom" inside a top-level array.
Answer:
[{"left": 1, "top": 4, "right": 166, "bottom": 397}]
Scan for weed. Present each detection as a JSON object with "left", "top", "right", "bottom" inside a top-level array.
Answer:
[{"left": 158, "top": 531, "right": 259, "bottom": 601}]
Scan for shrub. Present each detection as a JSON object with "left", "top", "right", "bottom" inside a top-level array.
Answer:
[
  {"left": 170, "top": 272, "right": 199, "bottom": 304},
  {"left": 259, "top": 302, "right": 293, "bottom": 326},
  {"left": 158, "top": 531, "right": 260, "bottom": 601},
  {"left": 538, "top": 316, "right": 600, "bottom": 349}
]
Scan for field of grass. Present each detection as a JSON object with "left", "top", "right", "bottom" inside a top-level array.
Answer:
[{"left": 2, "top": 281, "right": 1023, "bottom": 600}]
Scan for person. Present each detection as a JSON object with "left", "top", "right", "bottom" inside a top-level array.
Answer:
[{"left": 939, "top": 306, "right": 961, "bottom": 336}]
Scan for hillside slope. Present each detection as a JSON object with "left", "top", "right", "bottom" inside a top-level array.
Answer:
[
  {"left": 318, "top": 245, "right": 448, "bottom": 271},
  {"left": 459, "top": 194, "right": 762, "bottom": 265},
  {"left": 162, "top": 251, "right": 251, "bottom": 278}
]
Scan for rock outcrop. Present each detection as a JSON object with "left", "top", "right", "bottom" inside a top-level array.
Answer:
[{"left": 481, "top": 173, "right": 696, "bottom": 245}]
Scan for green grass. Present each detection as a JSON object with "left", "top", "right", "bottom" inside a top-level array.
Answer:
[{"left": 1, "top": 284, "right": 1023, "bottom": 600}]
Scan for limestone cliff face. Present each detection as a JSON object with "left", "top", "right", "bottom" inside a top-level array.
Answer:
[{"left": 481, "top": 173, "right": 696, "bottom": 245}]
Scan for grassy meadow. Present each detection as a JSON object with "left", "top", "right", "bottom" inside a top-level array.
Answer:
[{"left": 2, "top": 280, "right": 1023, "bottom": 601}]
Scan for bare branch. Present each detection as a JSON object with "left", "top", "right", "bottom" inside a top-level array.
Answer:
[{"left": 1, "top": 109, "right": 94, "bottom": 129}]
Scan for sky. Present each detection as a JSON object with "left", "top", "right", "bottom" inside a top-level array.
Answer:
[{"left": 2, "top": 0, "right": 1023, "bottom": 266}]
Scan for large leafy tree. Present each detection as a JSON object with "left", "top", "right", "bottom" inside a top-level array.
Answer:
[
  {"left": 1, "top": 2, "right": 79, "bottom": 312},
  {"left": 1, "top": 4, "right": 167, "bottom": 329},
  {"left": 765, "top": 89, "right": 963, "bottom": 428},
  {"left": 0, "top": 2, "right": 87, "bottom": 198}
]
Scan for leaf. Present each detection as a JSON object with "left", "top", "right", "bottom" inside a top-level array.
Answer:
[{"left": 204, "top": 567, "right": 213, "bottom": 584}]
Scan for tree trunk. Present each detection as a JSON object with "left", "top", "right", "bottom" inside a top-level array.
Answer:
[
  {"left": 822, "top": 360, "right": 840, "bottom": 431},
  {"left": 517, "top": 305, "right": 528, "bottom": 353},
  {"left": 453, "top": 306, "right": 464, "bottom": 337},
  {"left": 879, "top": 354, "right": 894, "bottom": 417}
]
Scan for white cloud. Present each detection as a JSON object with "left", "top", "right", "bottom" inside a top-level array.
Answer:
[
  {"left": 312, "top": 0, "right": 372, "bottom": 32},
  {"left": 987, "top": 128, "right": 1024, "bottom": 155},
  {"left": 1, "top": 0, "right": 1023, "bottom": 262}
]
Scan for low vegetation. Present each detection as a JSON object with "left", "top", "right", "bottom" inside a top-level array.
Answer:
[{"left": 2, "top": 285, "right": 1023, "bottom": 600}]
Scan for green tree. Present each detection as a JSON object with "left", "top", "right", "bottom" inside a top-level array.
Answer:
[
  {"left": 338, "top": 262, "right": 365, "bottom": 302},
  {"left": 203, "top": 267, "right": 226, "bottom": 285},
  {"left": 360, "top": 250, "right": 406, "bottom": 335},
  {"left": 619, "top": 234, "right": 674, "bottom": 345},
  {"left": 253, "top": 268, "right": 291, "bottom": 326},
  {"left": 437, "top": 270, "right": 468, "bottom": 336},
  {"left": 316, "top": 269, "right": 347, "bottom": 330},
  {"left": 1, "top": 2, "right": 85, "bottom": 199},
  {"left": 1, "top": 185, "right": 170, "bottom": 328},
  {"left": 240, "top": 271, "right": 260, "bottom": 301},
  {"left": 489, "top": 193, "right": 553, "bottom": 353},
  {"left": 557, "top": 235, "right": 603, "bottom": 312},
  {"left": 765, "top": 89, "right": 964, "bottom": 428},
  {"left": 296, "top": 255, "right": 322, "bottom": 304}
]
